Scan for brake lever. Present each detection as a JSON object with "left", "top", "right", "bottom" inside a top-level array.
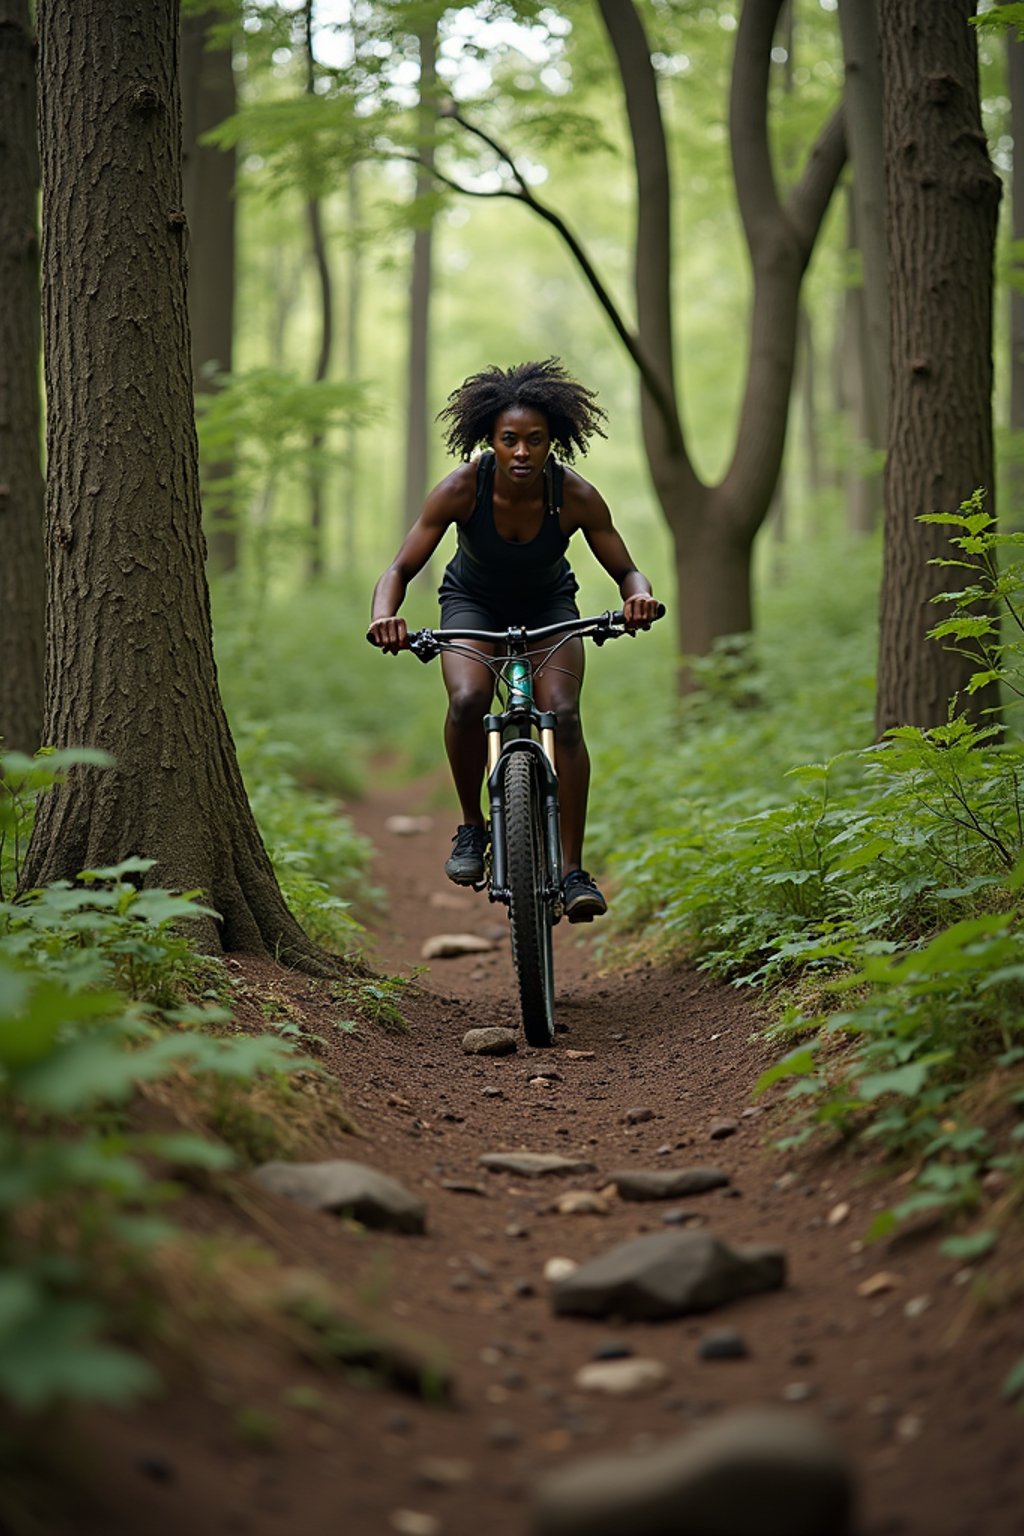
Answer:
[{"left": 406, "top": 630, "right": 440, "bottom": 663}]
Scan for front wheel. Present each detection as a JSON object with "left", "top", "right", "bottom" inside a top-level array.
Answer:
[{"left": 502, "top": 751, "right": 555, "bottom": 1047}]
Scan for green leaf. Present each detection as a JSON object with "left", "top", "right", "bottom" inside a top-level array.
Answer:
[
  {"left": 939, "top": 1230, "right": 997, "bottom": 1262},
  {"left": 857, "top": 1062, "right": 931, "bottom": 1100},
  {"left": 755, "top": 1045, "right": 817, "bottom": 1095},
  {"left": 0, "top": 1298, "right": 157, "bottom": 1409},
  {"left": 79, "top": 857, "right": 156, "bottom": 882}
]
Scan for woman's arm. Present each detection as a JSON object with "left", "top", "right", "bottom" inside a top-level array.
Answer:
[
  {"left": 368, "top": 466, "right": 473, "bottom": 652},
  {"left": 570, "top": 475, "right": 661, "bottom": 629}
]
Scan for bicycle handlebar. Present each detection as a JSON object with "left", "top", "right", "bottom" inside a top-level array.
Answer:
[{"left": 375, "top": 604, "right": 665, "bottom": 662}]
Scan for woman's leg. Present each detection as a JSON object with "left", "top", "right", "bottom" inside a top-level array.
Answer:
[
  {"left": 534, "top": 636, "right": 588, "bottom": 871},
  {"left": 441, "top": 643, "right": 495, "bottom": 825}
]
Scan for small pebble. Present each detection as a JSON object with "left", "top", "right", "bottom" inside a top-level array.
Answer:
[
  {"left": 543, "top": 1256, "right": 578, "bottom": 1284},
  {"left": 709, "top": 1120, "right": 737, "bottom": 1140},
  {"left": 390, "top": 1512, "right": 440, "bottom": 1536},
  {"left": 698, "top": 1329, "right": 749, "bottom": 1361},
  {"left": 415, "top": 1456, "right": 473, "bottom": 1488},
  {"left": 904, "top": 1294, "right": 931, "bottom": 1319},
  {"left": 592, "top": 1340, "right": 634, "bottom": 1361},
  {"left": 828, "top": 1202, "right": 851, "bottom": 1226},
  {"left": 624, "top": 1106, "right": 655, "bottom": 1125},
  {"left": 782, "top": 1382, "right": 816, "bottom": 1403},
  {"left": 857, "top": 1271, "right": 902, "bottom": 1298},
  {"left": 486, "top": 1420, "right": 522, "bottom": 1448}
]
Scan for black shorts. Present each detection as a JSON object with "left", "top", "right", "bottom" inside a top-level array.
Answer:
[{"left": 438, "top": 575, "right": 580, "bottom": 634}]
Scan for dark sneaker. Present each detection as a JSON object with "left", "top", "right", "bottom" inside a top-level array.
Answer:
[
  {"left": 563, "top": 868, "right": 607, "bottom": 923},
  {"left": 444, "top": 823, "right": 488, "bottom": 885}
]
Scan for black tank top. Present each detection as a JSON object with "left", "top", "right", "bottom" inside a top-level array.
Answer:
[{"left": 440, "top": 452, "right": 576, "bottom": 607}]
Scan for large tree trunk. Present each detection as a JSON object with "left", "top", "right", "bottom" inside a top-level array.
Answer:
[
  {"left": 875, "top": 0, "right": 1001, "bottom": 734},
  {"left": 0, "top": 0, "right": 45, "bottom": 753},
  {"left": 597, "top": 0, "right": 845, "bottom": 683},
  {"left": 402, "top": 18, "right": 438, "bottom": 540},
  {"left": 180, "top": 7, "right": 237, "bottom": 575},
  {"left": 23, "top": 0, "right": 345, "bottom": 976}
]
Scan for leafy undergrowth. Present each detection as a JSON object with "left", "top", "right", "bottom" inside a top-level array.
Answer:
[
  {"left": 0, "top": 753, "right": 418, "bottom": 1428},
  {"left": 592, "top": 509, "right": 1024, "bottom": 1289}
]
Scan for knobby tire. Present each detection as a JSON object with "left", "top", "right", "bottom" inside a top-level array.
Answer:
[{"left": 502, "top": 751, "right": 555, "bottom": 1047}]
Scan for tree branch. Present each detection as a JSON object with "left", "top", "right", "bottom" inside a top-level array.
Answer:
[
  {"left": 786, "top": 104, "right": 848, "bottom": 255},
  {"left": 418, "top": 106, "right": 682, "bottom": 446}
]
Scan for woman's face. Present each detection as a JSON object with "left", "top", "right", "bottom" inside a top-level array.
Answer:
[{"left": 491, "top": 406, "right": 551, "bottom": 490}]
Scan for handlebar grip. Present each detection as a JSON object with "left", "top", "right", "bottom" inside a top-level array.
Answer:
[{"left": 609, "top": 602, "right": 666, "bottom": 624}]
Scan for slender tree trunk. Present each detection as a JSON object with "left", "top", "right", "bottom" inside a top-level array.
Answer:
[
  {"left": 305, "top": 0, "right": 332, "bottom": 583},
  {"left": 1009, "top": 19, "right": 1024, "bottom": 524},
  {"left": 402, "top": 18, "right": 438, "bottom": 542},
  {"left": 838, "top": 0, "right": 888, "bottom": 429},
  {"left": 842, "top": 189, "right": 877, "bottom": 536},
  {"left": 23, "top": 0, "right": 347, "bottom": 975},
  {"left": 875, "top": 0, "right": 1001, "bottom": 734},
  {"left": 798, "top": 305, "right": 822, "bottom": 503},
  {"left": 342, "top": 164, "right": 362, "bottom": 572},
  {"left": 0, "top": 0, "right": 45, "bottom": 753},
  {"left": 180, "top": 8, "right": 237, "bottom": 575}
]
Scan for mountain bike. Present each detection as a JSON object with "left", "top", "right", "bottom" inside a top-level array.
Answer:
[{"left": 395, "top": 607, "right": 664, "bottom": 1048}]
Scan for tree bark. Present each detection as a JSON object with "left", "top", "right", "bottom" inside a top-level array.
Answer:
[
  {"left": 23, "top": 0, "right": 346, "bottom": 975},
  {"left": 0, "top": 0, "right": 45, "bottom": 753},
  {"left": 875, "top": 0, "right": 1001, "bottom": 734},
  {"left": 181, "top": 7, "right": 237, "bottom": 575},
  {"left": 402, "top": 18, "right": 438, "bottom": 541},
  {"left": 597, "top": 0, "right": 846, "bottom": 675}
]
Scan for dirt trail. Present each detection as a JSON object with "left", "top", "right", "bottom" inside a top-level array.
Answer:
[{"left": 64, "top": 773, "right": 1023, "bottom": 1536}]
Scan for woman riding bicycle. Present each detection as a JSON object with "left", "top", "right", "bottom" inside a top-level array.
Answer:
[{"left": 368, "top": 357, "right": 658, "bottom": 922}]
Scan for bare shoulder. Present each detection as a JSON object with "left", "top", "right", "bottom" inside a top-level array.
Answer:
[
  {"left": 424, "top": 460, "right": 478, "bottom": 527},
  {"left": 561, "top": 464, "right": 612, "bottom": 531}
]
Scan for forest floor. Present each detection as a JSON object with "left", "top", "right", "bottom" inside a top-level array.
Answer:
[{"left": 34, "top": 769, "right": 1024, "bottom": 1536}]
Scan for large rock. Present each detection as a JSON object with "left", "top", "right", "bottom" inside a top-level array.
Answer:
[
  {"left": 421, "top": 933, "right": 495, "bottom": 959},
  {"left": 611, "top": 1168, "right": 731, "bottom": 1201},
  {"left": 574, "top": 1358, "right": 669, "bottom": 1398},
  {"left": 253, "top": 1160, "right": 426, "bottom": 1234},
  {"left": 462, "top": 1027, "right": 518, "bottom": 1056},
  {"left": 532, "top": 1408, "right": 855, "bottom": 1536},
  {"left": 551, "top": 1230, "right": 784, "bottom": 1321},
  {"left": 480, "top": 1152, "right": 597, "bottom": 1178}
]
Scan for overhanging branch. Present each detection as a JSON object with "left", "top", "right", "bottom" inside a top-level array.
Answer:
[{"left": 396, "top": 107, "right": 681, "bottom": 443}]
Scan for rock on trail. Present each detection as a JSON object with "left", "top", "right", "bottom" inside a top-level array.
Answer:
[
  {"left": 551, "top": 1229, "right": 786, "bottom": 1321},
  {"left": 533, "top": 1408, "right": 855, "bottom": 1536},
  {"left": 252, "top": 1159, "right": 427, "bottom": 1234}
]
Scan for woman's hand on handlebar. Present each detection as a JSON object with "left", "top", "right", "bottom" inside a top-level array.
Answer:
[
  {"left": 367, "top": 616, "right": 409, "bottom": 654},
  {"left": 622, "top": 591, "right": 662, "bottom": 631}
]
